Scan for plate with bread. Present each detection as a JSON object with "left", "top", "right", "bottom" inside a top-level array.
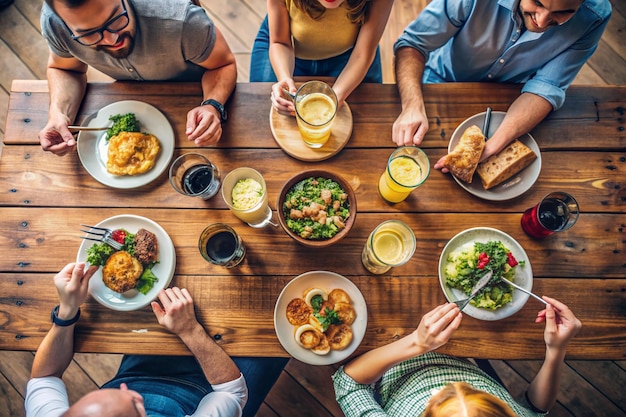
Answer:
[
  {"left": 444, "top": 111, "right": 541, "bottom": 201},
  {"left": 77, "top": 100, "right": 175, "bottom": 189},
  {"left": 274, "top": 271, "right": 367, "bottom": 365},
  {"left": 77, "top": 214, "right": 176, "bottom": 311}
]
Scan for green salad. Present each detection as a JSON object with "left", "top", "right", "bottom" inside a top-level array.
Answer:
[
  {"left": 445, "top": 240, "right": 525, "bottom": 310},
  {"left": 86, "top": 228, "right": 158, "bottom": 295},
  {"left": 282, "top": 177, "right": 350, "bottom": 240},
  {"left": 106, "top": 113, "right": 139, "bottom": 141}
]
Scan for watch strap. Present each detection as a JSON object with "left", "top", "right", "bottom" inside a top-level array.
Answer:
[
  {"left": 51, "top": 305, "right": 81, "bottom": 326},
  {"left": 200, "top": 98, "right": 227, "bottom": 123}
]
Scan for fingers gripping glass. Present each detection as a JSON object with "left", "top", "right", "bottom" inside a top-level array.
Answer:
[{"left": 69, "top": 0, "right": 129, "bottom": 46}]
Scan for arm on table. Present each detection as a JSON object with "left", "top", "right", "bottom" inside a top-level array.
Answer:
[
  {"left": 525, "top": 296, "right": 582, "bottom": 412},
  {"left": 344, "top": 303, "right": 462, "bottom": 385},
  {"left": 187, "top": 25, "right": 237, "bottom": 147},
  {"left": 38, "top": 53, "right": 88, "bottom": 156},
  {"left": 30, "top": 263, "right": 98, "bottom": 379},
  {"left": 434, "top": 92, "right": 552, "bottom": 172},
  {"left": 392, "top": 47, "right": 430, "bottom": 147},
  {"left": 151, "top": 287, "right": 242, "bottom": 385},
  {"left": 332, "top": 0, "right": 394, "bottom": 106}
]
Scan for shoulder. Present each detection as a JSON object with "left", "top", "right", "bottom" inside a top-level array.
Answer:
[{"left": 25, "top": 377, "right": 69, "bottom": 417}]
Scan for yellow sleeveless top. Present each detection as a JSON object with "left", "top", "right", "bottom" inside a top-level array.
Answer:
[{"left": 286, "top": 0, "right": 360, "bottom": 60}]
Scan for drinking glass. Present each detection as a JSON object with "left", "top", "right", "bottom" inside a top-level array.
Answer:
[
  {"left": 294, "top": 81, "right": 338, "bottom": 148},
  {"left": 221, "top": 167, "right": 276, "bottom": 228},
  {"left": 378, "top": 146, "right": 430, "bottom": 203},
  {"left": 198, "top": 224, "right": 246, "bottom": 267},
  {"left": 521, "top": 192, "right": 580, "bottom": 239},
  {"left": 362, "top": 220, "right": 416, "bottom": 274},
  {"left": 169, "top": 153, "right": 220, "bottom": 199}
]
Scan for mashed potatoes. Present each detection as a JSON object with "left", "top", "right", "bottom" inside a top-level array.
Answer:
[{"left": 107, "top": 131, "right": 160, "bottom": 176}]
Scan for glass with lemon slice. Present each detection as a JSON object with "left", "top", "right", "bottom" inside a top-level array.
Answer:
[
  {"left": 378, "top": 146, "right": 430, "bottom": 203},
  {"left": 361, "top": 220, "right": 416, "bottom": 274}
]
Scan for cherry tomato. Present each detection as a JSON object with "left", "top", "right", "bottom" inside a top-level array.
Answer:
[
  {"left": 506, "top": 252, "right": 518, "bottom": 267},
  {"left": 111, "top": 229, "right": 127, "bottom": 244}
]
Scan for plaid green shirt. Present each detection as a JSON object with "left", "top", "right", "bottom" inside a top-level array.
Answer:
[{"left": 333, "top": 352, "right": 546, "bottom": 417}]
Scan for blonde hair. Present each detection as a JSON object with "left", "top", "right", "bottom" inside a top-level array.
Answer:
[
  {"left": 423, "top": 382, "right": 518, "bottom": 417},
  {"left": 292, "top": 0, "right": 371, "bottom": 24}
]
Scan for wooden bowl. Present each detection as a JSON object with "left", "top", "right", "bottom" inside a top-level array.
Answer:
[{"left": 277, "top": 170, "right": 357, "bottom": 248}]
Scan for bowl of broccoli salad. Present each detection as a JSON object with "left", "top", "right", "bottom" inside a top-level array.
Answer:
[
  {"left": 278, "top": 170, "right": 356, "bottom": 248},
  {"left": 439, "top": 227, "right": 533, "bottom": 320}
]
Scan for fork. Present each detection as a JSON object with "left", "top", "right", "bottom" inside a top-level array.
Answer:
[
  {"left": 80, "top": 224, "right": 123, "bottom": 250},
  {"left": 499, "top": 276, "right": 548, "bottom": 305}
]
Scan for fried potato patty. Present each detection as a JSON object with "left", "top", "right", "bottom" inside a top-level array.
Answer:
[
  {"left": 102, "top": 250, "right": 143, "bottom": 293},
  {"left": 286, "top": 298, "right": 312, "bottom": 326},
  {"left": 326, "top": 324, "right": 353, "bottom": 350},
  {"left": 328, "top": 288, "right": 352, "bottom": 305},
  {"left": 107, "top": 131, "right": 160, "bottom": 176}
]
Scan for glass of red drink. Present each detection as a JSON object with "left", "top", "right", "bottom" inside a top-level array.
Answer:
[{"left": 521, "top": 192, "right": 579, "bottom": 238}]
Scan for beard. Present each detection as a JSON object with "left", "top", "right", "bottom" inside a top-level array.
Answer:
[{"left": 96, "top": 32, "right": 135, "bottom": 59}]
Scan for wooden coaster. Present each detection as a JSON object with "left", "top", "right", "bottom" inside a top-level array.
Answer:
[{"left": 269, "top": 102, "right": 353, "bottom": 162}]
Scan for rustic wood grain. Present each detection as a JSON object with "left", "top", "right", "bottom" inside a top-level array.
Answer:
[{"left": 1, "top": 273, "right": 624, "bottom": 360}]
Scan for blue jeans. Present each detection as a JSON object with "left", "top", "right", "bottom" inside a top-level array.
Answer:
[
  {"left": 250, "top": 15, "right": 382, "bottom": 83},
  {"left": 102, "top": 355, "right": 288, "bottom": 417}
]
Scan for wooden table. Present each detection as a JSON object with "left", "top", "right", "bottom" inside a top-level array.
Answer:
[{"left": 1, "top": 80, "right": 624, "bottom": 360}]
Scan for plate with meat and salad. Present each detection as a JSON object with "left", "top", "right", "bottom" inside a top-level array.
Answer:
[
  {"left": 274, "top": 271, "right": 367, "bottom": 365},
  {"left": 438, "top": 227, "right": 533, "bottom": 320},
  {"left": 77, "top": 100, "right": 175, "bottom": 189},
  {"left": 76, "top": 214, "right": 176, "bottom": 311},
  {"left": 446, "top": 111, "right": 542, "bottom": 201}
]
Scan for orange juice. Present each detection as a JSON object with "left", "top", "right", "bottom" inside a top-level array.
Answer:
[
  {"left": 372, "top": 228, "right": 405, "bottom": 264},
  {"left": 295, "top": 92, "right": 336, "bottom": 147},
  {"left": 378, "top": 156, "right": 423, "bottom": 203}
]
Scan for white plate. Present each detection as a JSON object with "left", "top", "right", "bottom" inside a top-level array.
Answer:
[
  {"left": 76, "top": 214, "right": 176, "bottom": 311},
  {"left": 77, "top": 100, "right": 175, "bottom": 189},
  {"left": 448, "top": 111, "right": 542, "bottom": 201},
  {"left": 438, "top": 227, "right": 533, "bottom": 321},
  {"left": 274, "top": 271, "right": 367, "bottom": 365}
]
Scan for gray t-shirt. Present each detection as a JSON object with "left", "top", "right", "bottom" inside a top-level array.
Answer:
[{"left": 41, "top": 0, "right": 216, "bottom": 81}]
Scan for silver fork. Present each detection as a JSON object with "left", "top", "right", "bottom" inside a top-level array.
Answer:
[{"left": 80, "top": 224, "right": 123, "bottom": 250}]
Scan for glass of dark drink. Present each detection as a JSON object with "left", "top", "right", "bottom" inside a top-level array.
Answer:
[
  {"left": 169, "top": 153, "right": 220, "bottom": 199},
  {"left": 198, "top": 223, "right": 245, "bottom": 267},
  {"left": 521, "top": 192, "right": 580, "bottom": 238}
]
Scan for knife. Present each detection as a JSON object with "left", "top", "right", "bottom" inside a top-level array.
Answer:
[{"left": 455, "top": 270, "right": 493, "bottom": 311}]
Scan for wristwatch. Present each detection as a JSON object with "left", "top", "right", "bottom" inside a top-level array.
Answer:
[
  {"left": 201, "top": 98, "right": 227, "bottom": 123},
  {"left": 50, "top": 305, "right": 81, "bottom": 327}
]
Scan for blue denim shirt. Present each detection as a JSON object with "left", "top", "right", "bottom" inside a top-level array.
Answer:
[{"left": 394, "top": 0, "right": 611, "bottom": 110}]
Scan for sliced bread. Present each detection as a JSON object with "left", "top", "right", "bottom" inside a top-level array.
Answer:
[{"left": 476, "top": 139, "right": 537, "bottom": 190}]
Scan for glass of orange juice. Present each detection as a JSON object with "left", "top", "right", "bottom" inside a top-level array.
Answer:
[
  {"left": 361, "top": 220, "right": 416, "bottom": 274},
  {"left": 294, "top": 81, "right": 338, "bottom": 148},
  {"left": 378, "top": 147, "right": 430, "bottom": 203}
]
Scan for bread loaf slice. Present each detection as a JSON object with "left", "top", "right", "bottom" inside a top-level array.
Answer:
[
  {"left": 443, "top": 125, "right": 485, "bottom": 183},
  {"left": 476, "top": 139, "right": 537, "bottom": 190}
]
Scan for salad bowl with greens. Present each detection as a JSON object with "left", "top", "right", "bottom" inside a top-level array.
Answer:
[
  {"left": 277, "top": 170, "right": 356, "bottom": 248},
  {"left": 438, "top": 227, "right": 533, "bottom": 321}
]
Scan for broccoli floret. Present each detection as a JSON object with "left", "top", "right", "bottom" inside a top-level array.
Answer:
[{"left": 106, "top": 113, "right": 139, "bottom": 141}]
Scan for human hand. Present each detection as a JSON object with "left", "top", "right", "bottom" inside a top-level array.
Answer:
[
  {"left": 535, "top": 296, "right": 582, "bottom": 352},
  {"left": 392, "top": 108, "right": 429, "bottom": 146},
  {"left": 53, "top": 262, "right": 98, "bottom": 319},
  {"left": 151, "top": 287, "right": 200, "bottom": 337},
  {"left": 413, "top": 303, "right": 462, "bottom": 353},
  {"left": 271, "top": 78, "right": 296, "bottom": 116},
  {"left": 186, "top": 106, "right": 223, "bottom": 147},
  {"left": 38, "top": 114, "right": 76, "bottom": 156},
  {"left": 433, "top": 154, "right": 449, "bottom": 173}
]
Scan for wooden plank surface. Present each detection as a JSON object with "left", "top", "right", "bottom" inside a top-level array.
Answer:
[
  {"left": 4, "top": 82, "right": 625, "bottom": 151},
  {"left": 1, "top": 272, "right": 624, "bottom": 360}
]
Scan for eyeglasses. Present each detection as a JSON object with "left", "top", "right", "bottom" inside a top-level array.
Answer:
[{"left": 69, "top": 0, "right": 130, "bottom": 46}]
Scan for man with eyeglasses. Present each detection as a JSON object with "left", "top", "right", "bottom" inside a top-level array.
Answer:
[
  {"left": 390, "top": 0, "right": 611, "bottom": 168},
  {"left": 38, "top": 0, "right": 237, "bottom": 156}
]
